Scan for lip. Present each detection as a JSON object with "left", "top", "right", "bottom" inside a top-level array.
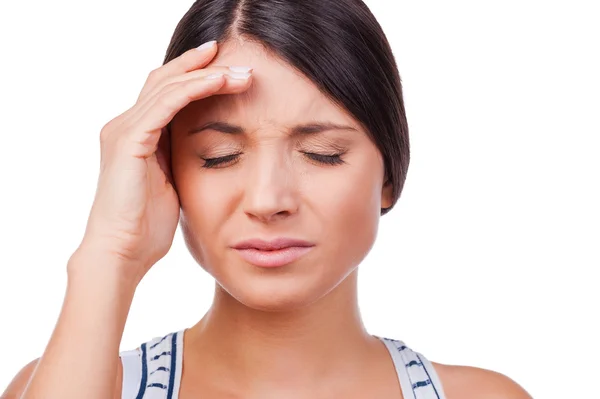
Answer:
[{"left": 232, "top": 238, "right": 315, "bottom": 268}]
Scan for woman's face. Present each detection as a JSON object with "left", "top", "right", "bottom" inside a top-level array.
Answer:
[{"left": 170, "top": 40, "right": 393, "bottom": 311}]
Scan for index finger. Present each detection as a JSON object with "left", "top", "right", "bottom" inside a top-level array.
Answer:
[{"left": 137, "top": 40, "right": 219, "bottom": 101}]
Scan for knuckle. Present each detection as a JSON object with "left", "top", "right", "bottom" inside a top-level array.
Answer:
[
  {"left": 146, "top": 67, "right": 162, "bottom": 83},
  {"left": 147, "top": 67, "right": 159, "bottom": 79},
  {"left": 99, "top": 114, "right": 124, "bottom": 142},
  {"left": 157, "top": 84, "right": 178, "bottom": 106},
  {"left": 99, "top": 123, "right": 113, "bottom": 143},
  {"left": 156, "top": 93, "right": 175, "bottom": 110}
]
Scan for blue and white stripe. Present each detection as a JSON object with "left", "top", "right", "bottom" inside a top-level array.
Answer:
[
  {"left": 121, "top": 331, "right": 182, "bottom": 399},
  {"left": 121, "top": 331, "right": 446, "bottom": 399},
  {"left": 379, "top": 337, "right": 446, "bottom": 399}
]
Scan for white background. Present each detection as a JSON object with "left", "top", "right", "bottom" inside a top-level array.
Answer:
[{"left": 0, "top": 1, "right": 598, "bottom": 397}]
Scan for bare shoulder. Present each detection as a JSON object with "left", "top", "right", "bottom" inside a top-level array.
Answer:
[
  {"left": 1, "top": 358, "right": 39, "bottom": 399},
  {"left": 1, "top": 357, "right": 123, "bottom": 399},
  {"left": 432, "top": 361, "right": 533, "bottom": 399}
]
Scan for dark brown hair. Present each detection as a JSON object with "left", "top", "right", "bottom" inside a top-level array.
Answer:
[{"left": 164, "top": 0, "right": 409, "bottom": 215}]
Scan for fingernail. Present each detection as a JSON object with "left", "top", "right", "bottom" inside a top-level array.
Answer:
[
  {"left": 227, "top": 72, "right": 252, "bottom": 80},
  {"left": 229, "top": 66, "right": 253, "bottom": 73},
  {"left": 205, "top": 73, "right": 224, "bottom": 79},
  {"left": 196, "top": 40, "right": 216, "bottom": 51}
]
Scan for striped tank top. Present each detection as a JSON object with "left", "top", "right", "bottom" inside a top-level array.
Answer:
[{"left": 119, "top": 330, "right": 447, "bottom": 399}]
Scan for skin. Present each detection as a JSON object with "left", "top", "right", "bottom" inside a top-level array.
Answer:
[
  {"left": 169, "top": 38, "right": 395, "bottom": 397},
  {"left": 1, "top": 39, "right": 532, "bottom": 399},
  {"left": 169, "top": 39, "right": 531, "bottom": 398}
]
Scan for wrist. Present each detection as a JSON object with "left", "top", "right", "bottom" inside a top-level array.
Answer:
[{"left": 67, "top": 245, "right": 143, "bottom": 293}]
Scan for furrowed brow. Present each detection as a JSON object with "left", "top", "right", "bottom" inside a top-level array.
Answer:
[
  {"left": 290, "top": 122, "right": 358, "bottom": 137},
  {"left": 188, "top": 121, "right": 358, "bottom": 136},
  {"left": 188, "top": 121, "right": 244, "bottom": 135}
]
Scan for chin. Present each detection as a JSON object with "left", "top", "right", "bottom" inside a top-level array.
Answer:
[{"left": 215, "top": 267, "right": 338, "bottom": 312}]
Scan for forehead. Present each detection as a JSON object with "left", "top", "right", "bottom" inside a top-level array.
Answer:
[{"left": 178, "top": 40, "right": 357, "bottom": 128}]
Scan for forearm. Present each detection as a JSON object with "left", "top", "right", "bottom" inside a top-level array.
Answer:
[{"left": 20, "top": 250, "right": 138, "bottom": 399}]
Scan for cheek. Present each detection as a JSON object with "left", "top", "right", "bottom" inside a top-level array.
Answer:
[
  {"left": 305, "top": 158, "right": 383, "bottom": 267},
  {"left": 173, "top": 145, "right": 383, "bottom": 272},
  {"left": 173, "top": 147, "right": 237, "bottom": 218},
  {"left": 307, "top": 147, "right": 384, "bottom": 217},
  {"left": 180, "top": 173, "right": 235, "bottom": 217},
  {"left": 173, "top": 155, "right": 238, "bottom": 267}
]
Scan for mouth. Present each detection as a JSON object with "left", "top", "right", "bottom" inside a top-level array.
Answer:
[{"left": 232, "top": 238, "right": 315, "bottom": 268}]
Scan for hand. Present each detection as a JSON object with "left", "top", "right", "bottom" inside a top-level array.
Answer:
[{"left": 74, "top": 41, "right": 253, "bottom": 284}]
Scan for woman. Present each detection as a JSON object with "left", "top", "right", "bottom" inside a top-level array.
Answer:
[{"left": 3, "top": 0, "right": 531, "bottom": 398}]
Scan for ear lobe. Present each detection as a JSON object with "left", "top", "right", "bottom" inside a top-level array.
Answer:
[{"left": 381, "top": 179, "right": 394, "bottom": 209}]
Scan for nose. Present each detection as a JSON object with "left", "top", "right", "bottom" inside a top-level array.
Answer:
[{"left": 242, "top": 148, "right": 300, "bottom": 223}]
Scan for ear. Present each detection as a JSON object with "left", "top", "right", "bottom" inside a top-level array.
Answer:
[
  {"left": 381, "top": 178, "right": 394, "bottom": 209},
  {"left": 156, "top": 124, "right": 175, "bottom": 189}
]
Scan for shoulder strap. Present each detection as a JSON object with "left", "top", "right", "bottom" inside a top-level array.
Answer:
[
  {"left": 120, "top": 348, "right": 142, "bottom": 399},
  {"left": 120, "top": 331, "right": 183, "bottom": 399},
  {"left": 379, "top": 337, "right": 447, "bottom": 399}
]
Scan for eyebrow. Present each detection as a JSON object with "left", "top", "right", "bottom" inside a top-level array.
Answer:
[{"left": 187, "top": 121, "right": 358, "bottom": 136}]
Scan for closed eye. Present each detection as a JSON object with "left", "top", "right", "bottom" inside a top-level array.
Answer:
[
  {"left": 201, "top": 151, "right": 346, "bottom": 168},
  {"left": 201, "top": 153, "right": 241, "bottom": 168},
  {"left": 301, "top": 152, "right": 346, "bottom": 165}
]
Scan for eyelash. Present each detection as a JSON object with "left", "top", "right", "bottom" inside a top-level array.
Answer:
[
  {"left": 201, "top": 152, "right": 346, "bottom": 169},
  {"left": 201, "top": 153, "right": 241, "bottom": 168},
  {"left": 300, "top": 151, "right": 346, "bottom": 166}
]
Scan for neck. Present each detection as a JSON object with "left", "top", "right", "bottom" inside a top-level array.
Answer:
[{"left": 184, "top": 269, "right": 380, "bottom": 394}]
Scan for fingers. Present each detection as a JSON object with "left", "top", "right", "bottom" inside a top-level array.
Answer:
[
  {"left": 136, "top": 40, "right": 219, "bottom": 102},
  {"left": 100, "top": 40, "right": 253, "bottom": 162},
  {"left": 134, "top": 65, "right": 253, "bottom": 115},
  {"left": 127, "top": 72, "right": 253, "bottom": 158},
  {"left": 130, "top": 69, "right": 253, "bottom": 128}
]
